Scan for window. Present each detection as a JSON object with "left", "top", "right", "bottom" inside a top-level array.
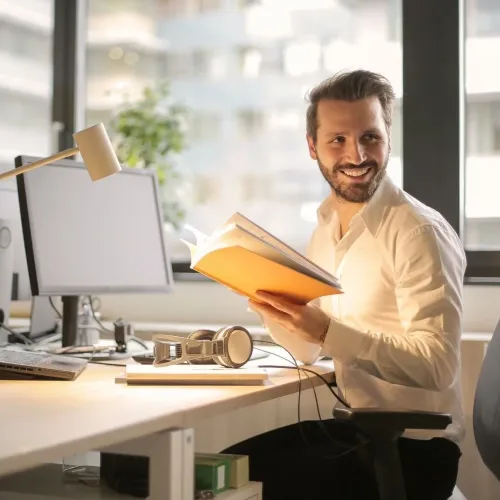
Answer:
[
  {"left": 284, "top": 39, "right": 322, "bottom": 76},
  {"left": 195, "top": 0, "right": 221, "bottom": 13},
  {"left": 0, "top": 0, "right": 54, "bottom": 300},
  {"left": 85, "top": 0, "right": 402, "bottom": 269},
  {"left": 467, "top": 0, "right": 500, "bottom": 37},
  {"left": 185, "top": 111, "right": 221, "bottom": 142},
  {"left": 236, "top": 110, "right": 266, "bottom": 138},
  {"left": 0, "top": 1, "right": 53, "bottom": 167},
  {"left": 465, "top": 0, "right": 500, "bottom": 251},
  {"left": 238, "top": 45, "right": 284, "bottom": 78}
]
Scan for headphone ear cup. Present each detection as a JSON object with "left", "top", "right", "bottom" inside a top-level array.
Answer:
[
  {"left": 187, "top": 329, "right": 216, "bottom": 365},
  {"left": 212, "top": 327, "right": 227, "bottom": 342},
  {"left": 214, "top": 326, "right": 253, "bottom": 368}
]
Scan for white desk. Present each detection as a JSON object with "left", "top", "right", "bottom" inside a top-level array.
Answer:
[{"left": 0, "top": 350, "right": 335, "bottom": 500}]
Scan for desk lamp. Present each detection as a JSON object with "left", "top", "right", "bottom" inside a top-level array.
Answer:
[
  {"left": 0, "top": 123, "right": 121, "bottom": 343},
  {"left": 0, "top": 123, "right": 121, "bottom": 182}
]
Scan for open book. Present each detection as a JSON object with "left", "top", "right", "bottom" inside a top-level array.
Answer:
[{"left": 181, "top": 212, "right": 342, "bottom": 304}]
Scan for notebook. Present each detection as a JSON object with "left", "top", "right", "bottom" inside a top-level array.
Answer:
[{"left": 118, "top": 364, "right": 269, "bottom": 385}]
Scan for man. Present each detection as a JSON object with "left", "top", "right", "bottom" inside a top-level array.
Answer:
[{"left": 223, "top": 70, "right": 465, "bottom": 500}]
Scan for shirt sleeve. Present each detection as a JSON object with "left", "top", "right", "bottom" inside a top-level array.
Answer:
[{"left": 320, "top": 223, "right": 466, "bottom": 391}]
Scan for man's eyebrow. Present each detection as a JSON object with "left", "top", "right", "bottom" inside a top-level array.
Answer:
[
  {"left": 323, "top": 128, "right": 383, "bottom": 138},
  {"left": 325, "top": 131, "right": 347, "bottom": 137},
  {"left": 362, "top": 128, "right": 383, "bottom": 135}
]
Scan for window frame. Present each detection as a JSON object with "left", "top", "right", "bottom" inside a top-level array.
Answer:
[
  {"left": 52, "top": 0, "right": 87, "bottom": 152},
  {"left": 402, "top": 0, "right": 500, "bottom": 283}
]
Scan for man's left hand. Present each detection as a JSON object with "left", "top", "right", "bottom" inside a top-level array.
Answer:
[{"left": 249, "top": 291, "right": 331, "bottom": 346}]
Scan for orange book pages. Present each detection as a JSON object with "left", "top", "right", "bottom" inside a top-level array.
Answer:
[{"left": 193, "top": 245, "right": 342, "bottom": 304}]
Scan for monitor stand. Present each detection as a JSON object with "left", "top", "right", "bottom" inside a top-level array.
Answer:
[{"left": 61, "top": 295, "right": 80, "bottom": 347}]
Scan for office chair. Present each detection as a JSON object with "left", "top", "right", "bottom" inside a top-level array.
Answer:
[{"left": 332, "top": 317, "right": 500, "bottom": 500}]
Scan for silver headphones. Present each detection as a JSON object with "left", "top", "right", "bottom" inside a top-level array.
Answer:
[{"left": 152, "top": 326, "right": 253, "bottom": 369}]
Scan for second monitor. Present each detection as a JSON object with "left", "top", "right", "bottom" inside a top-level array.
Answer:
[{"left": 15, "top": 155, "right": 174, "bottom": 346}]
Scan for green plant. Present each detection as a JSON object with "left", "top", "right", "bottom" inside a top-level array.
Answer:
[{"left": 109, "top": 81, "right": 188, "bottom": 229}]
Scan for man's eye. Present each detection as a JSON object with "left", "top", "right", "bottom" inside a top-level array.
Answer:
[
  {"left": 363, "top": 134, "right": 379, "bottom": 142},
  {"left": 330, "top": 136, "right": 345, "bottom": 144}
]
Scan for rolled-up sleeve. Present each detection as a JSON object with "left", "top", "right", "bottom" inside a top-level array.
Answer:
[{"left": 321, "top": 224, "right": 466, "bottom": 391}]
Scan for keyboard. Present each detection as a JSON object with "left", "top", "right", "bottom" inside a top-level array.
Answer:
[
  {"left": 0, "top": 349, "right": 49, "bottom": 366},
  {"left": 0, "top": 348, "right": 88, "bottom": 381}
]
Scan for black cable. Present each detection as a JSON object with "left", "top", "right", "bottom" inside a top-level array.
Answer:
[
  {"left": 254, "top": 340, "right": 369, "bottom": 461},
  {"left": 254, "top": 346, "right": 323, "bottom": 419},
  {"left": 254, "top": 339, "right": 350, "bottom": 408},
  {"left": 253, "top": 339, "right": 313, "bottom": 443},
  {"left": 128, "top": 336, "right": 149, "bottom": 350},
  {"left": 254, "top": 346, "right": 343, "bottom": 449},
  {"left": 88, "top": 361, "right": 127, "bottom": 367},
  {"left": 253, "top": 341, "right": 309, "bottom": 445},
  {"left": 87, "top": 296, "right": 150, "bottom": 353},
  {"left": 87, "top": 295, "right": 113, "bottom": 333},
  {"left": 48, "top": 296, "right": 63, "bottom": 319},
  {"left": 254, "top": 340, "right": 352, "bottom": 449},
  {"left": 0, "top": 323, "right": 33, "bottom": 345}
]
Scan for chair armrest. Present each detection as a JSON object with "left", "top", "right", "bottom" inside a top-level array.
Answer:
[{"left": 333, "top": 407, "right": 451, "bottom": 431}]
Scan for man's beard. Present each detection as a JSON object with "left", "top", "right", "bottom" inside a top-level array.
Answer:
[{"left": 318, "top": 156, "right": 388, "bottom": 203}]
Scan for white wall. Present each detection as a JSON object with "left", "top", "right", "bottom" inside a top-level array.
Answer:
[{"left": 98, "top": 282, "right": 500, "bottom": 333}]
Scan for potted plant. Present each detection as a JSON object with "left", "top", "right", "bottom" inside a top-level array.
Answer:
[{"left": 109, "top": 80, "right": 188, "bottom": 230}]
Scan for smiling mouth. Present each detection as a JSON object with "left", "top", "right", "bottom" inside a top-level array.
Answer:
[{"left": 340, "top": 166, "right": 373, "bottom": 180}]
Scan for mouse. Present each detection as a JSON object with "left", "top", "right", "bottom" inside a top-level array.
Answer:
[{"left": 132, "top": 352, "right": 155, "bottom": 364}]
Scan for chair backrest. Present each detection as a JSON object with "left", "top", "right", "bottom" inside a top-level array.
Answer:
[{"left": 473, "top": 318, "right": 500, "bottom": 482}]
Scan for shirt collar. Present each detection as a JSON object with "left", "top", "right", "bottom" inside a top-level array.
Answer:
[{"left": 316, "top": 174, "right": 399, "bottom": 237}]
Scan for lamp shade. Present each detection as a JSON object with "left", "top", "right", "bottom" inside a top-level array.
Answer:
[{"left": 73, "top": 123, "right": 122, "bottom": 181}]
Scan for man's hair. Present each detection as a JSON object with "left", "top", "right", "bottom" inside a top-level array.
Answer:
[{"left": 306, "top": 69, "right": 396, "bottom": 142}]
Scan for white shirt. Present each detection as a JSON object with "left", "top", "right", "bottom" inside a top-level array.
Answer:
[{"left": 263, "top": 175, "right": 466, "bottom": 443}]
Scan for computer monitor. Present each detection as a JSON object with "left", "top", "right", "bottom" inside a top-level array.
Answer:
[{"left": 15, "top": 156, "right": 174, "bottom": 346}]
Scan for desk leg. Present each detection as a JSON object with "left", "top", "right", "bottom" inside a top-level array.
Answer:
[
  {"left": 101, "top": 427, "right": 194, "bottom": 500},
  {"left": 149, "top": 428, "right": 194, "bottom": 500}
]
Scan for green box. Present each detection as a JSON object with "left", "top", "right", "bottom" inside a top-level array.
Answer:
[
  {"left": 196, "top": 453, "right": 249, "bottom": 489},
  {"left": 195, "top": 455, "right": 231, "bottom": 494}
]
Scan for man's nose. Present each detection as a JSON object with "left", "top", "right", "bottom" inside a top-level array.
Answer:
[{"left": 344, "top": 140, "right": 367, "bottom": 165}]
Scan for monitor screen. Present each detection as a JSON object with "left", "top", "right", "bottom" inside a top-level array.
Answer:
[{"left": 16, "top": 156, "right": 173, "bottom": 296}]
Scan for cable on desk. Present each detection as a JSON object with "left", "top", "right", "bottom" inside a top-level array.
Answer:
[
  {"left": 252, "top": 340, "right": 311, "bottom": 445},
  {"left": 87, "top": 296, "right": 149, "bottom": 351},
  {"left": 254, "top": 340, "right": 347, "bottom": 449},
  {"left": 254, "top": 339, "right": 350, "bottom": 408},
  {"left": 254, "top": 345, "right": 330, "bottom": 448},
  {"left": 253, "top": 340, "right": 369, "bottom": 460},
  {"left": 48, "top": 296, "right": 63, "bottom": 319},
  {"left": 88, "top": 360, "right": 127, "bottom": 367},
  {"left": 0, "top": 322, "right": 33, "bottom": 345},
  {"left": 87, "top": 295, "right": 113, "bottom": 333}
]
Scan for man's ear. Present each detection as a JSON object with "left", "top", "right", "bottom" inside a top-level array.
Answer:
[{"left": 306, "top": 135, "right": 317, "bottom": 160}]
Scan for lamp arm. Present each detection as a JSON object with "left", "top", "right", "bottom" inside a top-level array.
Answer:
[{"left": 0, "top": 147, "right": 80, "bottom": 181}]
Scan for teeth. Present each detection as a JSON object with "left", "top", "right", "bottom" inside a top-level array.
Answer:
[{"left": 342, "top": 167, "right": 370, "bottom": 177}]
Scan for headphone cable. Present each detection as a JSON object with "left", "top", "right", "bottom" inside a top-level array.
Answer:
[
  {"left": 253, "top": 339, "right": 350, "bottom": 408},
  {"left": 253, "top": 339, "right": 368, "bottom": 457}
]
